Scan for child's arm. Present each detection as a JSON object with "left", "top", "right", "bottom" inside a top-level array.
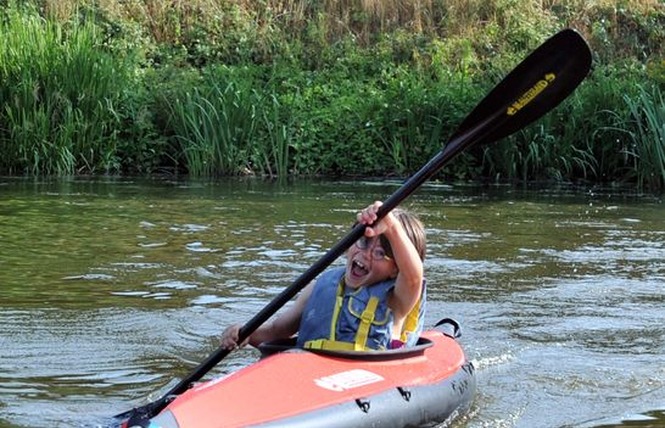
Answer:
[
  {"left": 358, "top": 202, "right": 423, "bottom": 319},
  {"left": 220, "top": 282, "right": 315, "bottom": 349}
]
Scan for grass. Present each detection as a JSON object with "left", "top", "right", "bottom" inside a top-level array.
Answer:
[
  {"left": 623, "top": 85, "right": 665, "bottom": 189},
  {"left": 0, "top": 2, "right": 129, "bottom": 174},
  {"left": 260, "top": 94, "right": 293, "bottom": 178},
  {"left": 165, "top": 67, "right": 261, "bottom": 176}
]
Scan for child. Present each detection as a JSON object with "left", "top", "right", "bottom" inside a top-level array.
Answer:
[{"left": 220, "top": 201, "right": 426, "bottom": 351}]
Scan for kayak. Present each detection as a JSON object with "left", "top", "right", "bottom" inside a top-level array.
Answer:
[
  {"left": 145, "top": 318, "right": 476, "bottom": 428},
  {"left": 146, "top": 319, "right": 475, "bottom": 428}
]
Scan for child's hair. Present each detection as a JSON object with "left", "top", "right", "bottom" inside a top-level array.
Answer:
[{"left": 379, "top": 208, "right": 427, "bottom": 261}]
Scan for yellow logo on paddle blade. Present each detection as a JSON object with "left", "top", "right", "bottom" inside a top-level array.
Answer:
[{"left": 507, "top": 73, "right": 556, "bottom": 116}]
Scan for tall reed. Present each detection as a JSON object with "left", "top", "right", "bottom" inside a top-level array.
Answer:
[
  {"left": 0, "top": 3, "right": 128, "bottom": 174},
  {"left": 166, "top": 69, "right": 261, "bottom": 176},
  {"left": 623, "top": 85, "right": 665, "bottom": 190},
  {"left": 259, "top": 95, "right": 292, "bottom": 178}
]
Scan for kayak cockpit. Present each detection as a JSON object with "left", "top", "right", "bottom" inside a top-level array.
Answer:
[{"left": 258, "top": 317, "right": 461, "bottom": 360}]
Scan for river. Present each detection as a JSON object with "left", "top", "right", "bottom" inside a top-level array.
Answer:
[{"left": 1, "top": 177, "right": 663, "bottom": 428}]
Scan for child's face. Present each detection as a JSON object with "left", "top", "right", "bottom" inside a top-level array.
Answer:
[{"left": 344, "top": 236, "right": 397, "bottom": 288}]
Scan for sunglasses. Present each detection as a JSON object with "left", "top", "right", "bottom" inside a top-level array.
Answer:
[{"left": 354, "top": 235, "right": 393, "bottom": 261}]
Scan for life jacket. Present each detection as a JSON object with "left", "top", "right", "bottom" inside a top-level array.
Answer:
[{"left": 296, "top": 267, "right": 426, "bottom": 351}]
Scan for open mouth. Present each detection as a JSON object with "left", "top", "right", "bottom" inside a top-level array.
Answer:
[{"left": 351, "top": 259, "right": 369, "bottom": 278}]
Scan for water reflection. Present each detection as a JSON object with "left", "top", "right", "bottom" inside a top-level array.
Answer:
[
  {"left": 0, "top": 177, "right": 663, "bottom": 428},
  {"left": 581, "top": 409, "right": 665, "bottom": 427}
]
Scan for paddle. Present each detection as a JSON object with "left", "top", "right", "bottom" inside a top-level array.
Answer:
[{"left": 114, "top": 28, "right": 591, "bottom": 427}]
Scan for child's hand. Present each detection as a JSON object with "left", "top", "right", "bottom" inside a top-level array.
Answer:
[
  {"left": 357, "top": 201, "right": 396, "bottom": 237},
  {"left": 220, "top": 324, "right": 243, "bottom": 350}
]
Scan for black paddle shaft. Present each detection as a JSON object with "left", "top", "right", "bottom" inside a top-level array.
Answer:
[{"left": 115, "top": 28, "right": 591, "bottom": 426}]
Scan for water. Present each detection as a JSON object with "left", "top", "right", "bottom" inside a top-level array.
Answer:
[{"left": 1, "top": 177, "right": 663, "bottom": 428}]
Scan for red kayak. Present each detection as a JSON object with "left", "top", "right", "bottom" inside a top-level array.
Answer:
[{"left": 146, "top": 318, "right": 476, "bottom": 428}]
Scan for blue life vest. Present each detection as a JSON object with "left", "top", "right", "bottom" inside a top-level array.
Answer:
[{"left": 296, "top": 267, "right": 426, "bottom": 351}]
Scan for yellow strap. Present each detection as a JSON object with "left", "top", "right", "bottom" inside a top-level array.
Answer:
[
  {"left": 354, "top": 296, "right": 379, "bottom": 351},
  {"left": 400, "top": 296, "right": 422, "bottom": 342},
  {"left": 329, "top": 280, "right": 345, "bottom": 341},
  {"left": 303, "top": 295, "right": 380, "bottom": 352},
  {"left": 303, "top": 339, "right": 357, "bottom": 351}
]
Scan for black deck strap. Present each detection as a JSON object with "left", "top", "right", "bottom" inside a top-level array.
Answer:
[{"left": 434, "top": 318, "right": 462, "bottom": 339}]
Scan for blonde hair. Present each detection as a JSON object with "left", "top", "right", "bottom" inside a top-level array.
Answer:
[{"left": 379, "top": 208, "right": 427, "bottom": 261}]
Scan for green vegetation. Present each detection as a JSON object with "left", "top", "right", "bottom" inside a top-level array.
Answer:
[
  {"left": 622, "top": 84, "right": 665, "bottom": 189},
  {"left": 0, "top": 0, "right": 664, "bottom": 189}
]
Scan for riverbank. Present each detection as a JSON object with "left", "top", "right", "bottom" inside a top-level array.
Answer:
[{"left": 0, "top": 1, "right": 664, "bottom": 189}]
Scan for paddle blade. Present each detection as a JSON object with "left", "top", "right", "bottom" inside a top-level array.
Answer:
[
  {"left": 377, "top": 29, "right": 591, "bottom": 216},
  {"left": 449, "top": 28, "right": 592, "bottom": 150}
]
